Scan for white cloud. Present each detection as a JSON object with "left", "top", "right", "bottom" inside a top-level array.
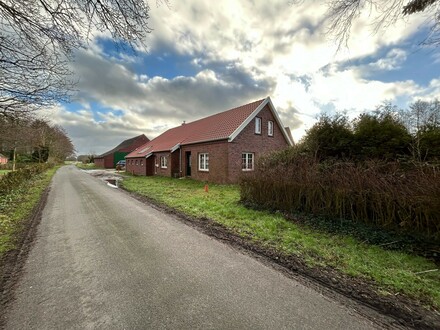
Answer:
[
  {"left": 369, "top": 48, "right": 408, "bottom": 70},
  {"left": 61, "top": 0, "right": 438, "bottom": 153}
]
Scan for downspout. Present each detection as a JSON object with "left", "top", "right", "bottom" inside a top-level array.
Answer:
[{"left": 179, "top": 147, "right": 182, "bottom": 177}]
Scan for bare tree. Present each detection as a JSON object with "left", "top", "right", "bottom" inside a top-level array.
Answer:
[
  {"left": 325, "top": 0, "right": 440, "bottom": 49},
  {"left": 0, "top": 0, "right": 154, "bottom": 119}
]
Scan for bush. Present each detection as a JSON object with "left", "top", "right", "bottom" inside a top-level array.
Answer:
[
  {"left": 241, "top": 152, "right": 440, "bottom": 240},
  {"left": 0, "top": 163, "right": 54, "bottom": 196}
]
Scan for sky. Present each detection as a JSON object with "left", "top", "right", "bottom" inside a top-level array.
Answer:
[{"left": 44, "top": 0, "right": 440, "bottom": 155}]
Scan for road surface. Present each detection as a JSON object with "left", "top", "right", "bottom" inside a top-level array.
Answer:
[{"left": 5, "top": 166, "right": 379, "bottom": 329}]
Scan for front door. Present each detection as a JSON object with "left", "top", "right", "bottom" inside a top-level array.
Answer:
[{"left": 186, "top": 152, "right": 191, "bottom": 176}]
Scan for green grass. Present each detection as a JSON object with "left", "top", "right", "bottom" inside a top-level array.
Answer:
[
  {"left": 0, "top": 169, "right": 11, "bottom": 176},
  {"left": 0, "top": 166, "right": 58, "bottom": 257},
  {"left": 76, "top": 163, "right": 98, "bottom": 170},
  {"left": 121, "top": 175, "right": 440, "bottom": 310}
]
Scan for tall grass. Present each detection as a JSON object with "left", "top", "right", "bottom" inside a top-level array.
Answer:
[{"left": 240, "top": 152, "right": 440, "bottom": 240}]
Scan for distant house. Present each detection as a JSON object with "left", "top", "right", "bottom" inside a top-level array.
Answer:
[
  {"left": 125, "top": 97, "right": 293, "bottom": 183},
  {"left": 0, "top": 153, "right": 8, "bottom": 164},
  {"left": 94, "top": 134, "right": 150, "bottom": 168}
]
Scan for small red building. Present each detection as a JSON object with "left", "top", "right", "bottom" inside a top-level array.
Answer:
[
  {"left": 94, "top": 134, "right": 150, "bottom": 168},
  {"left": 126, "top": 97, "right": 293, "bottom": 183},
  {"left": 0, "top": 153, "right": 8, "bottom": 164}
]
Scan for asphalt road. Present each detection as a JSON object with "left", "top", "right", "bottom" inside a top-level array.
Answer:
[{"left": 5, "top": 166, "right": 379, "bottom": 329}]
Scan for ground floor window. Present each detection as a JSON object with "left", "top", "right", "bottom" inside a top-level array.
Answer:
[
  {"left": 199, "top": 153, "right": 209, "bottom": 171},
  {"left": 160, "top": 156, "right": 168, "bottom": 168},
  {"left": 242, "top": 153, "right": 254, "bottom": 171}
]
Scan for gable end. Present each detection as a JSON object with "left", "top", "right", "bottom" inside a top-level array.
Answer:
[{"left": 228, "top": 97, "right": 293, "bottom": 146}]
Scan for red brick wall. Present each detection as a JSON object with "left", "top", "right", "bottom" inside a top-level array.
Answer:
[
  {"left": 181, "top": 141, "right": 229, "bottom": 183},
  {"left": 126, "top": 157, "right": 147, "bottom": 175},
  {"left": 94, "top": 158, "right": 105, "bottom": 168},
  {"left": 95, "top": 155, "right": 114, "bottom": 168},
  {"left": 228, "top": 104, "right": 290, "bottom": 183},
  {"left": 104, "top": 155, "right": 114, "bottom": 168},
  {"left": 171, "top": 150, "right": 180, "bottom": 177},
  {"left": 154, "top": 152, "right": 172, "bottom": 177}
]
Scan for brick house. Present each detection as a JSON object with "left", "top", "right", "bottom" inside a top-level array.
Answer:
[
  {"left": 0, "top": 153, "right": 8, "bottom": 165},
  {"left": 125, "top": 97, "right": 293, "bottom": 183},
  {"left": 94, "top": 134, "right": 150, "bottom": 168}
]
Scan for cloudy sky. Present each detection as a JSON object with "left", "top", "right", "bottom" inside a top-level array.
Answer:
[{"left": 46, "top": 0, "right": 440, "bottom": 155}]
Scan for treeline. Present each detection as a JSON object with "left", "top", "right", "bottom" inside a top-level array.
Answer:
[
  {"left": 301, "top": 99, "right": 440, "bottom": 161},
  {"left": 0, "top": 115, "right": 75, "bottom": 167},
  {"left": 241, "top": 100, "right": 440, "bottom": 240}
]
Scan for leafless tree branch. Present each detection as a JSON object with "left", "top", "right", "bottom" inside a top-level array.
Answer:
[
  {"left": 0, "top": 0, "right": 153, "bottom": 119},
  {"left": 324, "top": 0, "right": 440, "bottom": 50}
]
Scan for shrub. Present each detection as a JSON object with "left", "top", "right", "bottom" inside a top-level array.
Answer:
[
  {"left": 0, "top": 163, "right": 54, "bottom": 196},
  {"left": 241, "top": 152, "right": 440, "bottom": 240}
]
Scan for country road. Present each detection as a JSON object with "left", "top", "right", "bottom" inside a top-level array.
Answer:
[{"left": 4, "top": 166, "right": 380, "bottom": 329}]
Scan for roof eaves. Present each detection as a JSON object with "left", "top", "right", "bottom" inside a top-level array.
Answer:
[
  {"left": 181, "top": 137, "right": 228, "bottom": 146},
  {"left": 266, "top": 97, "right": 294, "bottom": 146},
  {"left": 170, "top": 143, "right": 180, "bottom": 153}
]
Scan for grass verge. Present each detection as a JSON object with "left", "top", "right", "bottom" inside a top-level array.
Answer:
[
  {"left": 121, "top": 175, "right": 440, "bottom": 311},
  {"left": 0, "top": 166, "right": 58, "bottom": 257}
]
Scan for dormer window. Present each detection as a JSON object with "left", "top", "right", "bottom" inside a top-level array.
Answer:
[{"left": 255, "top": 117, "right": 262, "bottom": 134}]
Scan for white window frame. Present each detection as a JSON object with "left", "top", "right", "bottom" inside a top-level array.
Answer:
[
  {"left": 242, "top": 153, "right": 254, "bottom": 171},
  {"left": 160, "top": 156, "right": 168, "bottom": 168},
  {"left": 268, "top": 120, "right": 274, "bottom": 137},
  {"left": 198, "top": 153, "right": 209, "bottom": 171},
  {"left": 255, "top": 117, "right": 262, "bottom": 134}
]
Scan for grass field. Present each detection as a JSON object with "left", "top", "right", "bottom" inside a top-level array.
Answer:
[
  {"left": 0, "top": 166, "right": 58, "bottom": 256},
  {"left": 75, "top": 163, "right": 98, "bottom": 170},
  {"left": 121, "top": 175, "right": 440, "bottom": 310}
]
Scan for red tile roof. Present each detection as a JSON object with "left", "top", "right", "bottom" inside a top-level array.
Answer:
[
  {"left": 126, "top": 98, "right": 267, "bottom": 158},
  {"left": 96, "top": 134, "right": 150, "bottom": 158}
]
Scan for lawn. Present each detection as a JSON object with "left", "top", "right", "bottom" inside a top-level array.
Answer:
[
  {"left": 0, "top": 166, "right": 58, "bottom": 256},
  {"left": 121, "top": 175, "right": 440, "bottom": 310},
  {"left": 0, "top": 169, "right": 11, "bottom": 176}
]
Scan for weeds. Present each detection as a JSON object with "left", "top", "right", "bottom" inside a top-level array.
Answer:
[{"left": 0, "top": 166, "right": 58, "bottom": 256}]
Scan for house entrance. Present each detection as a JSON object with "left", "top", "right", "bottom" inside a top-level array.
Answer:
[{"left": 186, "top": 152, "right": 191, "bottom": 176}]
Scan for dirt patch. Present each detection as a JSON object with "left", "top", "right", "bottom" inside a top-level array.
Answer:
[
  {"left": 122, "top": 188, "right": 440, "bottom": 330},
  {"left": 0, "top": 186, "right": 50, "bottom": 329}
]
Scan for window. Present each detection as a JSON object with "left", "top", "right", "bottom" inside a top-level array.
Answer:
[
  {"left": 160, "top": 156, "right": 168, "bottom": 168},
  {"left": 140, "top": 160, "right": 143, "bottom": 166},
  {"left": 199, "top": 153, "right": 209, "bottom": 171},
  {"left": 242, "top": 153, "right": 254, "bottom": 171},
  {"left": 255, "top": 117, "right": 261, "bottom": 134},
  {"left": 268, "top": 120, "right": 274, "bottom": 136},
  {"left": 135, "top": 160, "right": 138, "bottom": 165}
]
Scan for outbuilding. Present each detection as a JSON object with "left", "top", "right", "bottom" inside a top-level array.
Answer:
[{"left": 94, "top": 134, "right": 150, "bottom": 168}]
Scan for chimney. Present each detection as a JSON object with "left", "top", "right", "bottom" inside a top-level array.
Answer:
[{"left": 182, "top": 121, "right": 186, "bottom": 125}]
